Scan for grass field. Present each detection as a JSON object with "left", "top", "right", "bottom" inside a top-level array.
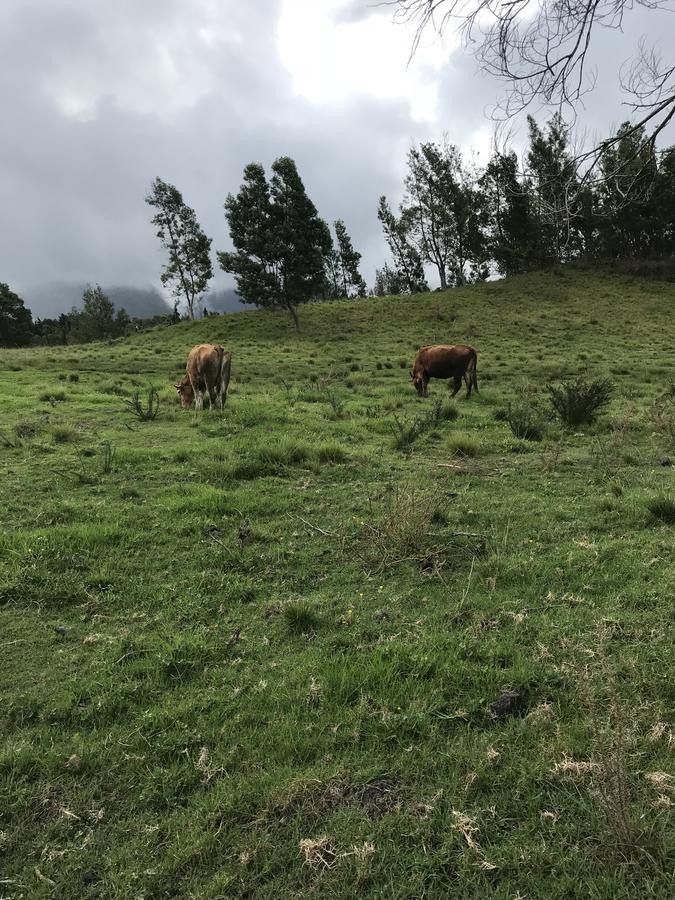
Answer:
[{"left": 1, "top": 266, "right": 673, "bottom": 898}]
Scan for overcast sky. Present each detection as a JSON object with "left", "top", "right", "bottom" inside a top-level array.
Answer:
[{"left": 1, "top": 0, "right": 674, "bottom": 299}]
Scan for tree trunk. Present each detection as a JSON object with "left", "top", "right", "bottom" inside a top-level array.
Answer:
[
  {"left": 288, "top": 302, "right": 300, "bottom": 332},
  {"left": 439, "top": 268, "right": 447, "bottom": 290}
]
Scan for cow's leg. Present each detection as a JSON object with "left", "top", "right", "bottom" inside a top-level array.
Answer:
[
  {"left": 464, "top": 372, "right": 473, "bottom": 398},
  {"left": 215, "top": 390, "right": 223, "bottom": 411},
  {"left": 451, "top": 374, "right": 462, "bottom": 397},
  {"left": 208, "top": 386, "right": 217, "bottom": 410},
  {"left": 423, "top": 375, "right": 429, "bottom": 397},
  {"left": 195, "top": 389, "right": 204, "bottom": 411}
]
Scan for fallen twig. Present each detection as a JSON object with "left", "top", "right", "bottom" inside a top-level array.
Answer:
[{"left": 295, "top": 515, "right": 338, "bottom": 537}]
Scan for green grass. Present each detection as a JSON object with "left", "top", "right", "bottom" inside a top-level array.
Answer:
[{"left": 1, "top": 267, "right": 674, "bottom": 898}]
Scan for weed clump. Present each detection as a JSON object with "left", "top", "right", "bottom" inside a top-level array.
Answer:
[
  {"left": 283, "top": 600, "right": 319, "bottom": 634},
  {"left": 39, "top": 390, "right": 66, "bottom": 403},
  {"left": 447, "top": 432, "right": 479, "bottom": 457},
  {"left": 51, "top": 425, "right": 77, "bottom": 444},
  {"left": 549, "top": 376, "right": 613, "bottom": 426},
  {"left": 646, "top": 494, "right": 675, "bottom": 524}
]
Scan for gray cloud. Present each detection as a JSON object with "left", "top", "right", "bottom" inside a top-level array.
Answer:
[{"left": 1, "top": 0, "right": 673, "bottom": 311}]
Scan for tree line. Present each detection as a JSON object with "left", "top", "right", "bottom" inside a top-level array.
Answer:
[
  {"left": 375, "top": 115, "right": 675, "bottom": 295},
  {"left": 2, "top": 113, "right": 674, "bottom": 346}
]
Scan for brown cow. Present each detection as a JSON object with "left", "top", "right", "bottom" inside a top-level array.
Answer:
[
  {"left": 175, "top": 343, "right": 232, "bottom": 410},
  {"left": 411, "top": 344, "right": 478, "bottom": 398}
]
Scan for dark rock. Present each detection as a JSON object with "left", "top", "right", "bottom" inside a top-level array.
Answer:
[
  {"left": 660, "top": 456, "right": 672, "bottom": 467},
  {"left": 488, "top": 690, "right": 522, "bottom": 720}
]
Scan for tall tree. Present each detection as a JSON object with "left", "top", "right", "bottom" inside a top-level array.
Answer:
[
  {"left": 220, "top": 157, "right": 331, "bottom": 330},
  {"left": 377, "top": 197, "right": 428, "bottom": 293},
  {"left": 392, "top": 1, "right": 675, "bottom": 184},
  {"left": 373, "top": 263, "right": 409, "bottom": 296},
  {"left": 70, "top": 284, "right": 123, "bottom": 342},
  {"left": 597, "top": 123, "right": 660, "bottom": 258},
  {"left": 481, "top": 150, "right": 536, "bottom": 276},
  {"left": 145, "top": 177, "right": 213, "bottom": 320},
  {"left": 526, "top": 114, "right": 578, "bottom": 264},
  {"left": 325, "top": 220, "right": 367, "bottom": 298},
  {"left": 0, "top": 283, "right": 33, "bottom": 347}
]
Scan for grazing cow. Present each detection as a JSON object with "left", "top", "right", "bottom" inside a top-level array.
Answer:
[
  {"left": 411, "top": 344, "right": 478, "bottom": 398},
  {"left": 175, "top": 343, "right": 232, "bottom": 410}
]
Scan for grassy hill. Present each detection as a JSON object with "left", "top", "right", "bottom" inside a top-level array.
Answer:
[{"left": 1, "top": 268, "right": 673, "bottom": 898}]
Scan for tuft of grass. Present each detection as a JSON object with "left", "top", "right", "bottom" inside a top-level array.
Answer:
[
  {"left": 283, "top": 600, "right": 319, "bottom": 634},
  {"left": 549, "top": 375, "right": 613, "bottom": 426},
  {"left": 39, "top": 389, "right": 66, "bottom": 402},
  {"left": 646, "top": 494, "right": 675, "bottom": 523},
  {"left": 316, "top": 442, "right": 348, "bottom": 464},
  {"left": 446, "top": 432, "right": 480, "bottom": 457},
  {"left": 51, "top": 425, "right": 77, "bottom": 444}
]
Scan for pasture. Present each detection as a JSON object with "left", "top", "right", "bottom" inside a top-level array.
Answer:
[{"left": 1, "top": 267, "right": 673, "bottom": 898}]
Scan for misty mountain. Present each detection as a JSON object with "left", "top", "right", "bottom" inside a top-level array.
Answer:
[
  {"left": 202, "top": 288, "right": 247, "bottom": 314},
  {"left": 22, "top": 282, "right": 170, "bottom": 319}
]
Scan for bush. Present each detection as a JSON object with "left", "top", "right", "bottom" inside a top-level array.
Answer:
[
  {"left": 505, "top": 398, "right": 546, "bottom": 441},
  {"left": 123, "top": 387, "right": 160, "bottom": 421},
  {"left": 647, "top": 495, "right": 675, "bottom": 524},
  {"left": 390, "top": 399, "right": 455, "bottom": 452},
  {"left": 548, "top": 376, "right": 613, "bottom": 426}
]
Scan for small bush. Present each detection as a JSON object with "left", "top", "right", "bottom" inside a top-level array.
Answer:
[
  {"left": 283, "top": 600, "right": 318, "bottom": 634},
  {"left": 446, "top": 432, "right": 479, "bottom": 457},
  {"left": 647, "top": 495, "right": 675, "bottom": 524},
  {"left": 549, "top": 376, "right": 613, "bottom": 426},
  {"left": 68, "top": 373, "right": 80, "bottom": 383},
  {"left": 123, "top": 387, "right": 160, "bottom": 421},
  {"left": 390, "top": 399, "right": 454, "bottom": 452},
  {"left": 505, "top": 398, "right": 546, "bottom": 441}
]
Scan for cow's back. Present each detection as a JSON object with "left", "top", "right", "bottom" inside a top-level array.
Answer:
[
  {"left": 186, "top": 343, "right": 224, "bottom": 386},
  {"left": 415, "top": 344, "right": 475, "bottom": 377}
]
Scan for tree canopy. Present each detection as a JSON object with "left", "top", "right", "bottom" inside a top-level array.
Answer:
[{"left": 146, "top": 177, "right": 213, "bottom": 320}]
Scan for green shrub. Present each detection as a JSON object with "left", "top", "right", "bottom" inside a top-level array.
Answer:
[
  {"left": 390, "top": 399, "right": 455, "bottom": 452},
  {"left": 505, "top": 399, "right": 546, "bottom": 441},
  {"left": 548, "top": 376, "right": 613, "bottom": 426}
]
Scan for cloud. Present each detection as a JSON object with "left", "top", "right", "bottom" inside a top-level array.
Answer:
[{"left": 0, "top": 0, "right": 673, "bottom": 305}]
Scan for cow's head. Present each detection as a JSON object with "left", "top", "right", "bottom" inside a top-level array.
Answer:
[
  {"left": 174, "top": 376, "right": 194, "bottom": 409},
  {"left": 411, "top": 368, "right": 425, "bottom": 396}
]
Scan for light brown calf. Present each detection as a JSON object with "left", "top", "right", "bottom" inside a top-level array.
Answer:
[{"left": 175, "top": 343, "right": 232, "bottom": 410}]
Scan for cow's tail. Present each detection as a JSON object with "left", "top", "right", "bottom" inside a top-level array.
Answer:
[
  {"left": 218, "top": 347, "right": 232, "bottom": 403},
  {"left": 468, "top": 349, "right": 478, "bottom": 392}
]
